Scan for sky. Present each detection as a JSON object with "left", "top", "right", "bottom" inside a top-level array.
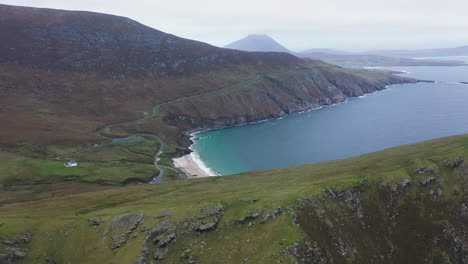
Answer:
[{"left": 2, "top": 0, "right": 468, "bottom": 52}]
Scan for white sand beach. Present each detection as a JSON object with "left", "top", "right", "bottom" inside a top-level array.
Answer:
[{"left": 173, "top": 154, "right": 214, "bottom": 178}]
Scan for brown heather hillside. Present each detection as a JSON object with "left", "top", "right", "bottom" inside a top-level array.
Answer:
[{"left": 0, "top": 4, "right": 414, "bottom": 149}]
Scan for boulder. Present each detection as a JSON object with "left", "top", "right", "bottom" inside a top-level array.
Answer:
[
  {"left": 196, "top": 221, "right": 217, "bottom": 232},
  {"left": 444, "top": 158, "right": 464, "bottom": 168},
  {"left": 416, "top": 167, "right": 436, "bottom": 174},
  {"left": 153, "top": 248, "right": 168, "bottom": 260},
  {"left": 88, "top": 217, "right": 102, "bottom": 227},
  {"left": 147, "top": 219, "right": 176, "bottom": 248},
  {"left": 400, "top": 178, "right": 411, "bottom": 188},
  {"left": 461, "top": 203, "right": 468, "bottom": 219},
  {"left": 419, "top": 176, "right": 436, "bottom": 187},
  {"left": 108, "top": 212, "right": 144, "bottom": 249},
  {"left": 201, "top": 203, "right": 224, "bottom": 219}
]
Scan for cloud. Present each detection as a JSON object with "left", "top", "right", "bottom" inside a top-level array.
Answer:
[{"left": 2, "top": 0, "right": 468, "bottom": 51}]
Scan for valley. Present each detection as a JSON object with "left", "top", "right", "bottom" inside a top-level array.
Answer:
[{"left": 0, "top": 3, "right": 467, "bottom": 264}]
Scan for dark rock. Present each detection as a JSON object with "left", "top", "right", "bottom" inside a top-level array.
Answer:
[
  {"left": 325, "top": 188, "right": 338, "bottom": 199},
  {"left": 461, "top": 203, "right": 468, "bottom": 219},
  {"left": 88, "top": 217, "right": 102, "bottom": 227},
  {"left": 238, "top": 212, "right": 261, "bottom": 224},
  {"left": 201, "top": 203, "right": 224, "bottom": 219},
  {"left": 400, "top": 178, "right": 412, "bottom": 188},
  {"left": 419, "top": 176, "right": 436, "bottom": 187},
  {"left": 442, "top": 228, "right": 466, "bottom": 259},
  {"left": 153, "top": 247, "right": 168, "bottom": 260},
  {"left": 336, "top": 237, "right": 353, "bottom": 258},
  {"left": 379, "top": 180, "right": 388, "bottom": 187},
  {"left": 108, "top": 212, "right": 144, "bottom": 249},
  {"left": 437, "top": 188, "right": 443, "bottom": 197},
  {"left": 192, "top": 203, "right": 225, "bottom": 232},
  {"left": 261, "top": 208, "right": 285, "bottom": 224},
  {"left": 342, "top": 189, "right": 364, "bottom": 219},
  {"left": 135, "top": 247, "right": 149, "bottom": 264},
  {"left": 196, "top": 221, "right": 217, "bottom": 232},
  {"left": 0, "top": 233, "right": 31, "bottom": 264},
  {"left": 289, "top": 241, "right": 325, "bottom": 264},
  {"left": 416, "top": 167, "right": 436, "bottom": 174},
  {"left": 147, "top": 219, "right": 176, "bottom": 248},
  {"left": 444, "top": 157, "right": 464, "bottom": 168},
  {"left": 180, "top": 248, "right": 191, "bottom": 259},
  {"left": 0, "top": 248, "right": 26, "bottom": 264}
]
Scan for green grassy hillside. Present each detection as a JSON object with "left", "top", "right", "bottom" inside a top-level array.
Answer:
[{"left": 1, "top": 134, "right": 467, "bottom": 263}]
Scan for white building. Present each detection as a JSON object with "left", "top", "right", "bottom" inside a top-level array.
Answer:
[{"left": 64, "top": 160, "right": 78, "bottom": 167}]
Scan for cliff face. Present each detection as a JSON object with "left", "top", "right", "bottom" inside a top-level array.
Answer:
[
  {"left": 0, "top": 4, "right": 415, "bottom": 150},
  {"left": 1, "top": 134, "right": 467, "bottom": 264},
  {"left": 159, "top": 67, "right": 415, "bottom": 137},
  {"left": 0, "top": 4, "right": 313, "bottom": 145},
  {"left": 294, "top": 161, "right": 468, "bottom": 263}
]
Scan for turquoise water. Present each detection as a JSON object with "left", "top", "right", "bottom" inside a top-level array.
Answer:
[{"left": 192, "top": 62, "right": 468, "bottom": 175}]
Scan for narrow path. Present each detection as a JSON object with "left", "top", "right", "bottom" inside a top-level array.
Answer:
[
  {"left": 54, "top": 70, "right": 414, "bottom": 183},
  {"left": 55, "top": 74, "right": 264, "bottom": 183}
]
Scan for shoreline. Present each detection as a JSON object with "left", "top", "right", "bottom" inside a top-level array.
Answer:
[
  {"left": 173, "top": 148, "right": 219, "bottom": 178},
  {"left": 177, "top": 81, "right": 420, "bottom": 178}
]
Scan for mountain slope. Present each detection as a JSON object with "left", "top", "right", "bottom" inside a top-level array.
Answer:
[
  {"left": 0, "top": 4, "right": 308, "bottom": 146},
  {"left": 224, "top": 34, "right": 291, "bottom": 53},
  {"left": 0, "top": 4, "right": 411, "bottom": 148},
  {"left": 0, "top": 4, "right": 414, "bottom": 191},
  {"left": 0, "top": 6, "right": 298, "bottom": 77},
  {"left": 1, "top": 134, "right": 467, "bottom": 263}
]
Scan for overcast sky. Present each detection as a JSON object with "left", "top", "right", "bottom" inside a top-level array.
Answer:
[{"left": 2, "top": 0, "right": 468, "bottom": 51}]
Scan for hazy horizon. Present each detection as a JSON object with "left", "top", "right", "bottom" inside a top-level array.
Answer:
[{"left": 1, "top": 0, "right": 467, "bottom": 52}]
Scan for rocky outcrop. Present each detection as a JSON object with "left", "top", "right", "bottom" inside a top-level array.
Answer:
[
  {"left": 195, "top": 203, "right": 225, "bottom": 232},
  {"left": 416, "top": 167, "right": 437, "bottom": 174},
  {"left": 88, "top": 217, "right": 102, "bottom": 227},
  {"left": 137, "top": 219, "right": 177, "bottom": 262},
  {"left": 159, "top": 67, "right": 416, "bottom": 149},
  {"left": 445, "top": 157, "right": 464, "bottom": 168},
  {"left": 261, "top": 208, "right": 285, "bottom": 224},
  {"left": 293, "top": 165, "right": 468, "bottom": 263},
  {"left": 0, "top": 233, "right": 31, "bottom": 264},
  {"left": 136, "top": 203, "right": 225, "bottom": 263},
  {"left": 107, "top": 212, "right": 144, "bottom": 249},
  {"left": 238, "top": 211, "right": 262, "bottom": 224}
]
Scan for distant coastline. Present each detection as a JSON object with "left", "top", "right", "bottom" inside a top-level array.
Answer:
[{"left": 180, "top": 81, "right": 423, "bottom": 177}]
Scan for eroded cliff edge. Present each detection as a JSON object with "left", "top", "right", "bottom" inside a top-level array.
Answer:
[{"left": 126, "top": 66, "right": 416, "bottom": 153}]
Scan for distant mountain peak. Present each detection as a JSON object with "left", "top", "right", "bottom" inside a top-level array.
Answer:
[{"left": 224, "top": 34, "right": 291, "bottom": 53}]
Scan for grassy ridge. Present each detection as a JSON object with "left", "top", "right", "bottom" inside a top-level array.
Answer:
[{"left": 0, "top": 134, "right": 466, "bottom": 263}]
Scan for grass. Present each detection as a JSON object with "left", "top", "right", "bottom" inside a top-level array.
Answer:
[
  {"left": 0, "top": 137, "right": 166, "bottom": 205},
  {"left": 0, "top": 134, "right": 466, "bottom": 263}
]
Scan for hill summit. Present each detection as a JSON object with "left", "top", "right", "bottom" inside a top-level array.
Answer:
[{"left": 224, "top": 34, "right": 291, "bottom": 53}]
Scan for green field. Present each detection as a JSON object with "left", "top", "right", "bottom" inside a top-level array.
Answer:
[{"left": 1, "top": 134, "right": 467, "bottom": 263}]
